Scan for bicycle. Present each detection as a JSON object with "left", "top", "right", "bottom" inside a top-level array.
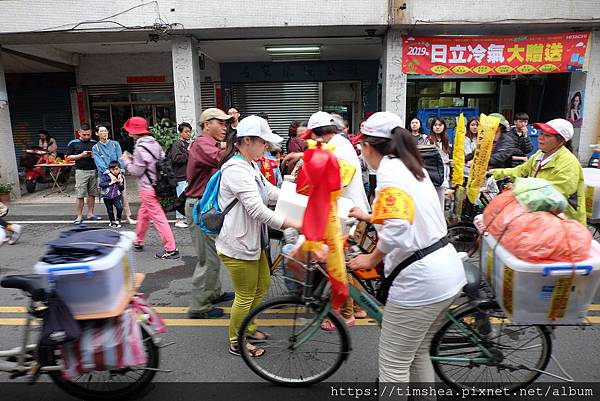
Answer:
[
  {"left": 236, "top": 235, "right": 570, "bottom": 391},
  {"left": 0, "top": 272, "right": 169, "bottom": 400},
  {"left": 446, "top": 177, "right": 510, "bottom": 255}
]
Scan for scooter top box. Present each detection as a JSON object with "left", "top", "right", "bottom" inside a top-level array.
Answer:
[{"left": 34, "top": 230, "right": 136, "bottom": 316}]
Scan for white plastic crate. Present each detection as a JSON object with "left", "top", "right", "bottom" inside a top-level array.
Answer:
[
  {"left": 275, "top": 181, "right": 355, "bottom": 234},
  {"left": 480, "top": 232, "right": 600, "bottom": 324},
  {"left": 33, "top": 231, "right": 136, "bottom": 316}
]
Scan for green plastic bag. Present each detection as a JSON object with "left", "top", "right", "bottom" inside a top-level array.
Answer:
[{"left": 512, "top": 177, "right": 567, "bottom": 213}]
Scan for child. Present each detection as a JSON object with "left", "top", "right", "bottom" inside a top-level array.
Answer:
[{"left": 99, "top": 161, "right": 125, "bottom": 228}]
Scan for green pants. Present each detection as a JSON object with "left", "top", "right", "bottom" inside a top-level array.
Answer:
[
  {"left": 187, "top": 197, "right": 223, "bottom": 313},
  {"left": 219, "top": 252, "right": 270, "bottom": 346}
]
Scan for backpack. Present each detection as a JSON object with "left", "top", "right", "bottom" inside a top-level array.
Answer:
[
  {"left": 418, "top": 145, "right": 445, "bottom": 187},
  {"left": 192, "top": 166, "right": 239, "bottom": 235},
  {"left": 137, "top": 144, "right": 177, "bottom": 198}
]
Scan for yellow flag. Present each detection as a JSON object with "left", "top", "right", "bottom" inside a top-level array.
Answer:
[
  {"left": 465, "top": 114, "right": 500, "bottom": 203},
  {"left": 451, "top": 113, "right": 466, "bottom": 188}
]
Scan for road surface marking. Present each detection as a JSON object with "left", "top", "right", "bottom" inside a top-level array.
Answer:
[{"left": 10, "top": 220, "right": 176, "bottom": 224}]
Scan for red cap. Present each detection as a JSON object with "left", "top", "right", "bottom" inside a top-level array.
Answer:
[
  {"left": 532, "top": 122, "right": 559, "bottom": 135},
  {"left": 123, "top": 116, "right": 150, "bottom": 135}
]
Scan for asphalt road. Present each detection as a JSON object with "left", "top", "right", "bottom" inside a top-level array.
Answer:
[{"left": 0, "top": 220, "right": 598, "bottom": 399}]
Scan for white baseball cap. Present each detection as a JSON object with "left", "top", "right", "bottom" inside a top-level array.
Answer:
[
  {"left": 300, "top": 111, "right": 336, "bottom": 139},
  {"left": 356, "top": 112, "right": 404, "bottom": 141},
  {"left": 236, "top": 115, "right": 283, "bottom": 143},
  {"left": 533, "top": 118, "right": 574, "bottom": 142}
]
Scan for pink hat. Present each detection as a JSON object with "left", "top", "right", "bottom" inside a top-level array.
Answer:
[{"left": 123, "top": 116, "right": 150, "bottom": 135}]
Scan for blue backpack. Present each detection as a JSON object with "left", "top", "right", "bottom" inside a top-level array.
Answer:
[{"left": 192, "top": 162, "right": 239, "bottom": 234}]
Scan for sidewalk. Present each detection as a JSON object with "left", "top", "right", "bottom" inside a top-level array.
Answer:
[
  {"left": 5, "top": 176, "right": 179, "bottom": 221},
  {"left": 13, "top": 175, "right": 140, "bottom": 205}
]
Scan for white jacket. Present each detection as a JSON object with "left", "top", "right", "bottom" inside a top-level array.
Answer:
[{"left": 216, "top": 155, "right": 285, "bottom": 260}]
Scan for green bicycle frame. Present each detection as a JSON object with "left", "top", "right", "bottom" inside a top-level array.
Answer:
[{"left": 349, "top": 283, "right": 493, "bottom": 365}]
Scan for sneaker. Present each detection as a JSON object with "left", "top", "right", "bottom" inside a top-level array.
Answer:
[
  {"left": 188, "top": 308, "right": 224, "bottom": 319},
  {"left": 174, "top": 220, "right": 188, "bottom": 228},
  {"left": 73, "top": 218, "right": 83, "bottom": 225},
  {"left": 114, "top": 221, "right": 122, "bottom": 228},
  {"left": 7, "top": 224, "right": 22, "bottom": 245},
  {"left": 126, "top": 217, "right": 137, "bottom": 225},
  {"left": 155, "top": 249, "right": 180, "bottom": 259},
  {"left": 133, "top": 242, "right": 144, "bottom": 252},
  {"left": 213, "top": 292, "right": 235, "bottom": 304}
]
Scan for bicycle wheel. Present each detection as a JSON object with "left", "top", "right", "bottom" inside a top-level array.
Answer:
[
  {"left": 49, "top": 325, "right": 159, "bottom": 401},
  {"left": 238, "top": 296, "right": 350, "bottom": 386},
  {"left": 446, "top": 222, "right": 479, "bottom": 253},
  {"left": 431, "top": 303, "right": 552, "bottom": 392}
]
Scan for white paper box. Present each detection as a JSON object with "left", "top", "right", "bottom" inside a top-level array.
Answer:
[
  {"left": 275, "top": 181, "right": 356, "bottom": 234},
  {"left": 583, "top": 168, "right": 600, "bottom": 219},
  {"left": 480, "top": 232, "right": 600, "bottom": 324},
  {"left": 34, "top": 231, "right": 137, "bottom": 316}
]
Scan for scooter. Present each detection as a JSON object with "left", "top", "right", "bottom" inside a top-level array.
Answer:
[{"left": 19, "top": 148, "right": 70, "bottom": 193}]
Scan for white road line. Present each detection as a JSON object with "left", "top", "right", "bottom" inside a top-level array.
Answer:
[{"left": 11, "top": 220, "right": 177, "bottom": 224}]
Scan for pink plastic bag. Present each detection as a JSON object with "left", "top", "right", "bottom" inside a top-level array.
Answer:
[
  {"left": 483, "top": 190, "right": 592, "bottom": 263},
  {"left": 60, "top": 307, "right": 146, "bottom": 380}
]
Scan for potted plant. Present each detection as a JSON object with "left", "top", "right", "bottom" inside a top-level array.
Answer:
[{"left": 0, "top": 182, "right": 13, "bottom": 203}]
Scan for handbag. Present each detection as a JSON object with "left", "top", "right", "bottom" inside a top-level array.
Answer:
[{"left": 39, "top": 291, "right": 81, "bottom": 346}]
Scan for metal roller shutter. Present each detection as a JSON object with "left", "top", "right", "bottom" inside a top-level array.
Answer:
[
  {"left": 86, "top": 83, "right": 174, "bottom": 96},
  {"left": 200, "top": 82, "right": 216, "bottom": 109},
  {"left": 231, "top": 82, "right": 321, "bottom": 145}
]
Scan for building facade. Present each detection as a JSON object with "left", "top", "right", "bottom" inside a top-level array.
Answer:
[{"left": 0, "top": 0, "right": 599, "bottom": 196}]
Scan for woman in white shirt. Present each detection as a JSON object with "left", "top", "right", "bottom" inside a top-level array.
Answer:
[
  {"left": 464, "top": 116, "right": 479, "bottom": 176},
  {"left": 216, "top": 115, "right": 300, "bottom": 358},
  {"left": 348, "top": 112, "right": 466, "bottom": 383},
  {"left": 426, "top": 117, "right": 452, "bottom": 209}
]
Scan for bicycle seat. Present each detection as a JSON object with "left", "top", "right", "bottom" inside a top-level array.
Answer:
[
  {"left": 462, "top": 261, "right": 481, "bottom": 299},
  {"left": 1, "top": 275, "right": 46, "bottom": 300}
]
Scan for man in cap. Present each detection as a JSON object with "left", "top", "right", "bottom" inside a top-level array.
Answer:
[
  {"left": 284, "top": 111, "right": 370, "bottom": 212},
  {"left": 487, "top": 113, "right": 520, "bottom": 169},
  {"left": 185, "top": 108, "right": 235, "bottom": 318},
  {"left": 491, "top": 118, "right": 585, "bottom": 224},
  {"left": 66, "top": 123, "right": 100, "bottom": 224}
]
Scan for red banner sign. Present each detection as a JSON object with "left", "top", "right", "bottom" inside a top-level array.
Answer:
[
  {"left": 126, "top": 75, "right": 166, "bottom": 83},
  {"left": 402, "top": 33, "right": 590, "bottom": 76}
]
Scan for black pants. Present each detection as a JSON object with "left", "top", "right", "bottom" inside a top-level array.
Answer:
[
  {"left": 0, "top": 217, "right": 7, "bottom": 229},
  {"left": 103, "top": 198, "right": 123, "bottom": 222}
]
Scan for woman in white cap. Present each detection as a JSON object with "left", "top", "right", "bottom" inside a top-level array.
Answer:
[
  {"left": 347, "top": 111, "right": 466, "bottom": 384},
  {"left": 216, "top": 115, "right": 301, "bottom": 358},
  {"left": 490, "top": 118, "right": 585, "bottom": 224}
]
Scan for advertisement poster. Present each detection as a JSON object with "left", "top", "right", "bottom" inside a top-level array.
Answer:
[
  {"left": 402, "top": 32, "right": 590, "bottom": 76},
  {"left": 566, "top": 91, "right": 583, "bottom": 128}
]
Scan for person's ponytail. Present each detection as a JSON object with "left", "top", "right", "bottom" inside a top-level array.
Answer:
[{"left": 362, "top": 127, "right": 425, "bottom": 181}]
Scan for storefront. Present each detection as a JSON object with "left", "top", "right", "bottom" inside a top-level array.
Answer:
[{"left": 401, "top": 32, "right": 591, "bottom": 140}]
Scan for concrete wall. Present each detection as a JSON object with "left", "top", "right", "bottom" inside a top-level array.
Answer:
[
  {"left": 399, "top": 0, "right": 600, "bottom": 24},
  {"left": 76, "top": 53, "right": 173, "bottom": 85},
  {"left": 578, "top": 31, "right": 600, "bottom": 162},
  {"left": 0, "top": 0, "right": 389, "bottom": 34}
]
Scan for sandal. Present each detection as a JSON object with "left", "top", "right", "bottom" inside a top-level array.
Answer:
[
  {"left": 354, "top": 310, "right": 368, "bottom": 319},
  {"left": 246, "top": 330, "right": 272, "bottom": 342},
  {"left": 229, "top": 344, "right": 265, "bottom": 358},
  {"left": 320, "top": 319, "right": 337, "bottom": 331},
  {"left": 321, "top": 316, "right": 356, "bottom": 331}
]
